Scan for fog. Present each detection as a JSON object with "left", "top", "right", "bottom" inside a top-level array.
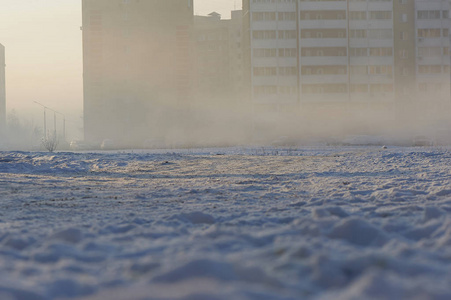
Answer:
[
  {"left": 1, "top": 1, "right": 451, "bottom": 150},
  {"left": 0, "top": 0, "right": 241, "bottom": 149}
]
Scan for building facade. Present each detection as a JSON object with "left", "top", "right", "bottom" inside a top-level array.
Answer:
[
  {"left": 82, "top": 0, "right": 194, "bottom": 146},
  {"left": 188, "top": 10, "right": 249, "bottom": 145},
  {"left": 193, "top": 12, "right": 233, "bottom": 106},
  {"left": 414, "top": 0, "right": 451, "bottom": 120},
  {"left": 193, "top": 11, "right": 245, "bottom": 106},
  {"left": 244, "top": 0, "right": 451, "bottom": 136},
  {"left": 0, "top": 43, "right": 5, "bottom": 133}
]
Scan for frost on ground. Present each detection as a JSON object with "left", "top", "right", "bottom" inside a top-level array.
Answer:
[{"left": 0, "top": 147, "right": 451, "bottom": 299}]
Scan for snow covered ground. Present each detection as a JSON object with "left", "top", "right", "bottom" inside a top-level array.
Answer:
[{"left": 1, "top": 146, "right": 451, "bottom": 299}]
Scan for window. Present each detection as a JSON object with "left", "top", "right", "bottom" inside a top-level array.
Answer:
[
  {"left": 252, "top": 30, "right": 276, "bottom": 39},
  {"left": 399, "top": 50, "right": 408, "bottom": 59},
  {"left": 351, "top": 65, "right": 368, "bottom": 75},
  {"left": 279, "top": 30, "right": 297, "bottom": 39},
  {"left": 418, "top": 29, "right": 441, "bottom": 38},
  {"left": 418, "top": 47, "right": 442, "bottom": 57},
  {"left": 350, "top": 29, "right": 367, "bottom": 38},
  {"left": 417, "top": 11, "right": 441, "bottom": 20},
  {"left": 400, "top": 31, "right": 408, "bottom": 40},
  {"left": 368, "top": 29, "right": 393, "bottom": 39},
  {"left": 369, "top": 47, "right": 392, "bottom": 56},
  {"left": 252, "top": 12, "right": 276, "bottom": 21},
  {"left": 401, "top": 14, "right": 407, "bottom": 23},
  {"left": 369, "top": 11, "right": 392, "bottom": 20},
  {"left": 350, "top": 11, "right": 366, "bottom": 20},
  {"left": 278, "top": 12, "right": 296, "bottom": 21},
  {"left": 351, "top": 48, "right": 367, "bottom": 56},
  {"left": 369, "top": 65, "right": 393, "bottom": 76}
]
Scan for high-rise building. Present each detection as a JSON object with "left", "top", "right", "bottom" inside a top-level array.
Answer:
[
  {"left": 185, "top": 11, "right": 250, "bottom": 145},
  {"left": 414, "top": 0, "right": 451, "bottom": 120},
  {"left": 0, "top": 43, "right": 5, "bottom": 133},
  {"left": 193, "top": 12, "right": 233, "bottom": 105},
  {"left": 82, "top": 0, "right": 194, "bottom": 146},
  {"left": 229, "top": 10, "right": 246, "bottom": 103},
  {"left": 189, "top": 10, "right": 249, "bottom": 145},
  {"left": 243, "top": 0, "right": 451, "bottom": 136},
  {"left": 193, "top": 11, "right": 245, "bottom": 106}
]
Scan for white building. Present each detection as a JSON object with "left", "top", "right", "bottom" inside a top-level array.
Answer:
[
  {"left": 244, "top": 0, "right": 451, "bottom": 131},
  {"left": 415, "top": 0, "right": 451, "bottom": 101},
  {"left": 82, "top": 0, "right": 194, "bottom": 146},
  {"left": 247, "top": 0, "right": 298, "bottom": 110}
]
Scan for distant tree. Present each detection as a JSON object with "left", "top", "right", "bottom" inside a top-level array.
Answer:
[{"left": 41, "top": 133, "right": 59, "bottom": 152}]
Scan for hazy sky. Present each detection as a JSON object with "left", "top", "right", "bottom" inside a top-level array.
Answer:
[{"left": 0, "top": 0, "right": 241, "bottom": 121}]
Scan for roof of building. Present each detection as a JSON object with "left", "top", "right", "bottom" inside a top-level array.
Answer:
[{"left": 208, "top": 12, "right": 221, "bottom": 17}]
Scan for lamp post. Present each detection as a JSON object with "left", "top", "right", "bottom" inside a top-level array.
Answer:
[
  {"left": 33, "top": 101, "right": 66, "bottom": 142},
  {"left": 33, "top": 101, "right": 48, "bottom": 138}
]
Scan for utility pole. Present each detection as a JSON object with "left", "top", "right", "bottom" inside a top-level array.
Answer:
[
  {"left": 53, "top": 111, "right": 56, "bottom": 137},
  {"left": 33, "top": 101, "right": 66, "bottom": 142},
  {"left": 34, "top": 101, "right": 48, "bottom": 138},
  {"left": 44, "top": 108, "right": 47, "bottom": 138}
]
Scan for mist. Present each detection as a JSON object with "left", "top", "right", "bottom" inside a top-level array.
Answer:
[
  {"left": 1, "top": 0, "right": 451, "bottom": 150},
  {"left": 77, "top": 0, "right": 451, "bottom": 150}
]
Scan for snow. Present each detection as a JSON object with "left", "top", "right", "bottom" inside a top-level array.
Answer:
[{"left": 0, "top": 146, "right": 451, "bottom": 299}]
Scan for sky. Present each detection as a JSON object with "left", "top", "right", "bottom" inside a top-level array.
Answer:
[{"left": 0, "top": 0, "right": 241, "bottom": 134}]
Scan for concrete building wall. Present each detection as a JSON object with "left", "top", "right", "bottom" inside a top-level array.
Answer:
[
  {"left": 0, "top": 44, "right": 5, "bottom": 132},
  {"left": 245, "top": 0, "right": 451, "bottom": 130},
  {"left": 393, "top": 0, "right": 416, "bottom": 119},
  {"left": 247, "top": 0, "right": 399, "bottom": 105},
  {"left": 193, "top": 13, "right": 232, "bottom": 106},
  {"left": 413, "top": 0, "right": 451, "bottom": 122},
  {"left": 249, "top": 0, "right": 298, "bottom": 108},
  {"left": 229, "top": 10, "right": 246, "bottom": 103},
  {"left": 193, "top": 11, "right": 245, "bottom": 106},
  {"left": 415, "top": 1, "right": 451, "bottom": 97},
  {"left": 82, "top": 0, "right": 194, "bottom": 146}
]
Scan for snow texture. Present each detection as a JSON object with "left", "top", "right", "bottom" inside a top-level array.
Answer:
[{"left": 0, "top": 146, "right": 451, "bottom": 299}]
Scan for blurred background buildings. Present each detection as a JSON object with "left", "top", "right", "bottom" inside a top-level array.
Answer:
[
  {"left": 80, "top": 0, "right": 451, "bottom": 147},
  {"left": 244, "top": 0, "right": 451, "bottom": 139}
]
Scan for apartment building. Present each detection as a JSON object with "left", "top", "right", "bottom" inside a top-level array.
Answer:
[
  {"left": 244, "top": 0, "right": 451, "bottom": 132},
  {"left": 193, "top": 12, "right": 233, "bottom": 106},
  {"left": 229, "top": 10, "right": 246, "bottom": 104},
  {"left": 245, "top": 0, "right": 299, "bottom": 112},
  {"left": 82, "top": 0, "right": 194, "bottom": 146},
  {"left": 414, "top": 0, "right": 451, "bottom": 119},
  {"left": 193, "top": 11, "right": 245, "bottom": 106},
  {"left": 0, "top": 43, "right": 5, "bottom": 133}
]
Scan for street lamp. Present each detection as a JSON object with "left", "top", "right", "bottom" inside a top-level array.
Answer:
[
  {"left": 33, "top": 101, "right": 66, "bottom": 142},
  {"left": 33, "top": 101, "right": 47, "bottom": 138}
]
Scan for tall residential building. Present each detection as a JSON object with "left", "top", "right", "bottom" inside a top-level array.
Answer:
[
  {"left": 82, "top": 0, "right": 194, "bottom": 146},
  {"left": 229, "top": 10, "right": 247, "bottom": 104},
  {"left": 414, "top": 0, "right": 451, "bottom": 120},
  {"left": 0, "top": 43, "right": 5, "bottom": 133},
  {"left": 193, "top": 12, "right": 233, "bottom": 106},
  {"left": 243, "top": 0, "right": 451, "bottom": 135},
  {"left": 193, "top": 11, "right": 245, "bottom": 105}
]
